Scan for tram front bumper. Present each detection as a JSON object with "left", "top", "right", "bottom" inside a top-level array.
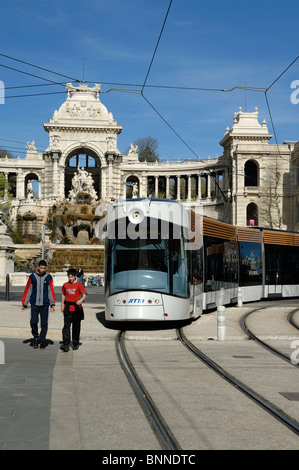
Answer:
[
  {"left": 108, "top": 304, "right": 165, "bottom": 321},
  {"left": 105, "top": 292, "right": 166, "bottom": 321}
]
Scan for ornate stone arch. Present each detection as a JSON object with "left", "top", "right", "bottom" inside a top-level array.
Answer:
[{"left": 63, "top": 146, "right": 102, "bottom": 199}]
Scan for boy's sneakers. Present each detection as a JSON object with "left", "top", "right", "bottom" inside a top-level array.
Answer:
[
  {"left": 40, "top": 341, "right": 47, "bottom": 350},
  {"left": 60, "top": 343, "right": 70, "bottom": 352},
  {"left": 32, "top": 337, "right": 39, "bottom": 349}
]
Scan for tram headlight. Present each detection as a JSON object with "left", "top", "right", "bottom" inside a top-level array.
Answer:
[{"left": 128, "top": 207, "right": 145, "bottom": 224}]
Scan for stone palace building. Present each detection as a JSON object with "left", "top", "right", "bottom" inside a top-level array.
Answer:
[{"left": 1, "top": 82, "right": 299, "bottom": 244}]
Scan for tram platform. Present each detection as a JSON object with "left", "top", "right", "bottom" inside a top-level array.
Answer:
[{"left": 0, "top": 298, "right": 298, "bottom": 342}]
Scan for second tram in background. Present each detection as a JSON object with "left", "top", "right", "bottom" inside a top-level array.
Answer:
[{"left": 100, "top": 198, "right": 299, "bottom": 322}]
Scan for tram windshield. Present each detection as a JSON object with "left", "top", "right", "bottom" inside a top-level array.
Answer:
[{"left": 105, "top": 218, "right": 188, "bottom": 298}]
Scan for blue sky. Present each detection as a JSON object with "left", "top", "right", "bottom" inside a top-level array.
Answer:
[{"left": 0, "top": 0, "right": 299, "bottom": 161}]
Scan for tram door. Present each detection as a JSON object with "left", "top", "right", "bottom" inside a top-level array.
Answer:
[{"left": 265, "top": 244, "right": 282, "bottom": 297}]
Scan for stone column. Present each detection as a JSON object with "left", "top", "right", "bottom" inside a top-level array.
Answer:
[
  {"left": 207, "top": 173, "right": 211, "bottom": 198},
  {"left": 166, "top": 175, "right": 170, "bottom": 199},
  {"left": 187, "top": 175, "right": 192, "bottom": 200},
  {"left": 51, "top": 151, "right": 60, "bottom": 199},
  {"left": 105, "top": 152, "right": 115, "bottom": 199},
  {"left": 16, "top": 172, "right": 25, "bottom": 199},
  {"left": 197, "top": 174, "right": 202, "bottom": 200},
  {"left": 155, "top": 176, "right": 158, "bottom": 198},
  {"left": 176, "top": 176, "right": 180, "bottom": 201},
  {"left": 4, "top": 172, "right": 8, "bottom": 199}
]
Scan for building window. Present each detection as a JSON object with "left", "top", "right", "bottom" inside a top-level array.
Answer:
[
  {"left": 246, "top": 202, "right": 258, "bottom": 226},
  {"left": 244, "top": 160, "right": 259, "bottom": 186}
]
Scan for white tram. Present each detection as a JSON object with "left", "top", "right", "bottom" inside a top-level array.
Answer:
[
  {"left": 103, "top": 198, "right": 203, "bottom": 321},
  {"left": 102, "top": 198, "right": 299, "bottom": 322}
]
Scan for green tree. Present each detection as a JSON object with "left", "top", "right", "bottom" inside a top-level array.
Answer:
[
  {"left": 131, "top": 137, "right": 159, "bottom": 162},
  {"left": 0, "top": 172, "right": 12, "bottom": 198},
  {"left": 139, "top": 144, "right": 159, "bottom": 162},
  {"left": 0, "top": 148, "right": 14, "bottom": 159}
]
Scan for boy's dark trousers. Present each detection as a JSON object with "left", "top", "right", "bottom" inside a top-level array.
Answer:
[
  {"left": 30, "top": 304, "right": 49, "bottom": 342},
  {"left": 62, "top": 302, "right": 83, "bottom": 346}
]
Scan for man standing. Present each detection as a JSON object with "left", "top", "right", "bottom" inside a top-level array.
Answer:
[
  {"left": 60, "top": 268, "right": 87, "bottom": 352},
  {"left": 22, "top": 260, "right": 56, "bottom": 349}
]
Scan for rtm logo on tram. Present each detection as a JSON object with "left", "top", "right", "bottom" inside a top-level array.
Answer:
[{"left": 128, "top": 298, "right": 145, "bottom": 304}]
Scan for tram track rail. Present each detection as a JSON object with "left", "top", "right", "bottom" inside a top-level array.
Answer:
[
  {"left": 177, "top": 327, "right": 299, "bottom": 438},
  {"left": 240, "top": 307, "right": 299, "bottom": 368},
  {"left": 116, "top": 330, "right": 181, "bottom": 451},
  {"left": 288, "top": 308, "right": 299, "bottom": 331},
  {"left": 117, "top": 323, "right": 299, "bottom": 450}
]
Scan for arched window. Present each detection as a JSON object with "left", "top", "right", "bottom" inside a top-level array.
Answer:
[
  {"left": 244, "top": 160, "right": 259, "bottom": 186},
  {"left": 246, "top": 202, "right": 258, "bottom": 226}
]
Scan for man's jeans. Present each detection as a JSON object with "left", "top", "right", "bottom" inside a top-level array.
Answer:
[{"left": 30, "top": 305, "right": 49, "bottom": 342}]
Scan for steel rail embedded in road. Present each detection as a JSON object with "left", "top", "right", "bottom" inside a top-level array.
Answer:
[
  {"left": 177, "top": 327, "right": 299, "bottom": 437},
  {"left": 240, "top": 308, "right": 299, "bottom": 368},
  {"left": 288, "top": 308, "right": 299, "bottom": 331},
  {"left": 116, "top": 330, "right": 181, "bottom": 451}
]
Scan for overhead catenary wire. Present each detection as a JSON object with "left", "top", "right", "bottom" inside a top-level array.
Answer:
[
  {"left": 1, "top": 43, "right": 299, "bottom": 171},
  {"left": 266, "top": 55, "right": 299, "bottom": 92},
  {"left": 6, "top": 82, "right": 66, "bottom": 90},
  {"left": 0, "top": 62, "right": 67, "bottom": 87},
  {"left": 0, "top": 53, "right": 79, "bottom": 82},
  {"left": 141, "top": 0, "right": 173, "bottom": 94},
  {"left": 5, "top": 91, "right": 67, "bottom": 99}
]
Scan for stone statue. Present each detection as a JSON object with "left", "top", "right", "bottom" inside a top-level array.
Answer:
[
  {"left": 27, "top": 180, "right": 34, "bottom": 199},
  {"left": 68, "top": 167, "right": 98, "bottom": 203},
  {"left": 127, "top": 143, "right": 139, "bottom": 162},
  {"left": 129, "top": 143, "right": 138, "bottom": 155},
  {"left": 26, "top": 140, "right": 36, "bottom": 151},
  {"left": 132, "top": 182, "right": 138, "bottom": 198}
]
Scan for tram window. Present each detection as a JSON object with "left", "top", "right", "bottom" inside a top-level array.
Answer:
[
  {"left": 105, "top": 224, "right": 189, "bottom": 298},
  {"left": 265, "top": 245, "right": 299, "bottom": 284},
  {"left": 239, "top": 242, "right": 262, "bottom": 286},
  {"left": 204, "top": 236, "right": 238, "bottom": 291},
  {"left": 114, "top": 240, "right": 168, "bottom": 273},
  {"left": 192, "top": 249, "right": 203, "bottom": 284}
]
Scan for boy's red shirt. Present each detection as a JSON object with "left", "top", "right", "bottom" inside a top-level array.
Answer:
[{"left": 62, "top": 281, "right": 87, "bottom": 311}]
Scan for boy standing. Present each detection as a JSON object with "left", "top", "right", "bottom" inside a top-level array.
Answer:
[
  {"left": 60, "top": 268, "right": 87, "bottom": 352},
  {"left": 22, "top": 260, "right": 56, "bottom": 349}
]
